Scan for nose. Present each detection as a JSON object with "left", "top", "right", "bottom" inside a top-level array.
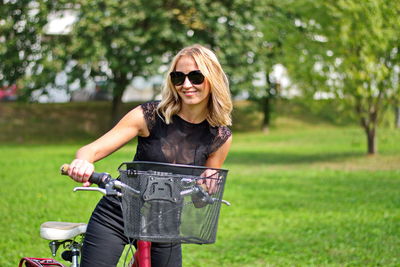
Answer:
[{"left": 182, "top": 76, "right": 193, "bottom": 88}]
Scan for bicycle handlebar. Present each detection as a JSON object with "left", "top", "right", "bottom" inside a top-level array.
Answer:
[
  {"left": 60, "top": 164, "right": 137, "bottom": 196},
  {"left": 60, "top": 164, "right": 230, "bottom": 206}
]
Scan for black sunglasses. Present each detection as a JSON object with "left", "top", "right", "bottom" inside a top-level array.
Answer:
[{"left": 170, "top": 70, "right": 205, "bottom": 86}]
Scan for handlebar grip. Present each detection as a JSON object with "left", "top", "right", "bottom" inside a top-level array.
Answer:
[
  {"left": 89, "top": 172, "right": 111, "bottom": 186},
  {"left": 60, "top": 164, "right": 70, "bottom": 176},
  {"left": 60, "top": 164, "right": 111, "bottom": 187}
]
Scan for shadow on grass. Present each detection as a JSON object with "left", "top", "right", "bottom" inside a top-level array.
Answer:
[{"left": 227, "top": 151, "right": 363, "bottom": 165}]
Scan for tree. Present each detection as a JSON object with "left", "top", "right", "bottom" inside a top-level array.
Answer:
[
  {"left": 3, "top": 0, "right": 265, "bottom": 126},
  {"left": 48, "top": 0, "right": 193, "bottom": 124},
  {"left": 0, "top": 1, "right": 53, "bottom": 93},
  {"left": 221, "top": 0, "right": 310, "bottom": 133},
  {"left": 251, "top": 2, "right": 302, "bottom": 132},
  {"left": 283, "top": 0, "right": 400, "bottom": 154}
]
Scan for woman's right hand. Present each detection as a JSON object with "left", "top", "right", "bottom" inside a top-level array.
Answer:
[{"left": 67, "top": 159, "right": 94, "bottom": 187}]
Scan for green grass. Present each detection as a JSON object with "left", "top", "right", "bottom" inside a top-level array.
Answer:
[{"left": 1, "top": 121, "right": 399, "bottom": 266}]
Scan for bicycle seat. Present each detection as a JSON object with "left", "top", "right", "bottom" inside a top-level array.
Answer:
[{"left": 40, "top": 221, "right": 87, "bottom": 241}]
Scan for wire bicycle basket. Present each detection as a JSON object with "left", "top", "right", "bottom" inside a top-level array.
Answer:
[{"left": 118, "top": 161, "right": 229, "bottom": 244}]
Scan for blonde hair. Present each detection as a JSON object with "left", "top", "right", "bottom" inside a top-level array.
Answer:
[{"left": 157, "top": 44, "right": 232, "bottom": 127}]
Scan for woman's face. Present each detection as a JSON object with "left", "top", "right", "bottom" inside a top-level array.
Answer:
[{"left": 173, "top": 55, "right": 211, "bottom": 108}]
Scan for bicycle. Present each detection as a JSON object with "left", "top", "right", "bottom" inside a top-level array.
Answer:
[{"left": 21, "top": 161, "right": 230, "bottom": 267}]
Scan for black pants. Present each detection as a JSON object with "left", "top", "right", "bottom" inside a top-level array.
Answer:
[{"left": 81, "top": 196, "right": 182, "bottom": 267}]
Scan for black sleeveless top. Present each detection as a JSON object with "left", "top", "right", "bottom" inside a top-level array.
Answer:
[{"left": 134, "top": 101, "right": 232, "bottom": 166}]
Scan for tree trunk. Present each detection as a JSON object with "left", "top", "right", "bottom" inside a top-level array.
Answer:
[
  {"left": 261, "top": 71, "right": 274, "bottom": 133},
  {"left": 356, "top": 96, "right": 380, "bottom": 155},
  {"left": 110, "top": 73, "right": 129, "bottom": 127},
  {"left": 395, "top": 106, "right": 400, "bottom": 128},
  {"left": 261, "top": 96, "right": 271, "bottom": 133},
  {"left": 111, "top": 92, "right": 123, "bottom": 127},
  {"left": 365, "top": 128, "right": 376, "bottom": 155}
]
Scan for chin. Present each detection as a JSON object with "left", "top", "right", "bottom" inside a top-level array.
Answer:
[
  {"left": 182, "top": 99, "right": 201, "bottom": 105},
  {"left": 181, "top": 96, "right": 209, "bottom": 106}
]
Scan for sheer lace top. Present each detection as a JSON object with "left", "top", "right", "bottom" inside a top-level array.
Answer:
[{"left": 134, "top": 101, "right": 232, "bottom": 166}]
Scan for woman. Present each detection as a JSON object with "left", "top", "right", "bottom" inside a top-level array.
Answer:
[{"left": 66, "top": 44, "right": 233, "bottom": 267}]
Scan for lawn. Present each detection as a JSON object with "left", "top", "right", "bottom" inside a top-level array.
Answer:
[{"left": 0, "top": 120, "right": 399, "bottom": 266}]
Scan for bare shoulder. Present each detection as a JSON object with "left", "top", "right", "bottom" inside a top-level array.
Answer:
[
  {"left": 116, "top": 105, "right": 149, "bottom": 137},
  {"left": 218, "top": 134, "right": 232, "bottom": 153},
  {"left": 128, "top": 104, "right": 145, "bottom": 118},
  {"left": 224, "top": 134, "right": 233, "bottom": 146}
]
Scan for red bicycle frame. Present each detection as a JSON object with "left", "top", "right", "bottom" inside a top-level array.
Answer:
[{"left": 132, "top": 241, "right": 151, "bottom": 267}]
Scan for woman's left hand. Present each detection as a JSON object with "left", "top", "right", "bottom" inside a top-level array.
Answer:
[{"left": 198, "top": 169, "right": 220, "bottom": 195}]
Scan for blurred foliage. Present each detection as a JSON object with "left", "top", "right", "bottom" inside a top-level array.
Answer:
[
  {"left": 1, "top": 0, "right": 399, "bottom": 153},
  {"left": 0, "top": 0, "right": 262, "bottom": 123},
  {"left": 0, "top": 1, "right": 53, "bottom": 90}
]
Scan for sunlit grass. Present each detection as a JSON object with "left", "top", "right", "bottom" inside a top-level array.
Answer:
[
  {"left": 1, "top": 125, "right": 399, "bottom": 266},
  {"left": 181, "top": 126, "right": 399, "bottom": 266}
]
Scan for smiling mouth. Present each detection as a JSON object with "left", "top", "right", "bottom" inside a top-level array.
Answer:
[{"left": 182, "top": 90, "right": 198, "bottom": 96}]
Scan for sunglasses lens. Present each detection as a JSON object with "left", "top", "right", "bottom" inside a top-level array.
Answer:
[
  {"left": 170, "top": 72, "right": 185, "bottom": 86},
  {"left": 188, "top": 71, "right": 205, "bottom": 85},
  {"left": 170, "top": 71, "right": 205, "bottom": 86}
]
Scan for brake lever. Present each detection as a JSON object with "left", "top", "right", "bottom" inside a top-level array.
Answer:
[
  {"left": 113, "top": 180, "right": 140, "bottom": 197},
  {"left": 73, "top": 186, "right": 122, "bottom": 197},
  {"left": 202, "top": 195, "right": 231, "bottom": 206},
  {"left": 73, "top": 187, "right": 107, "bottom": 195},
  {"left": 220, "top": 199, "right": 231, "bottom": 206},
  {"left": 188, "top": 184, "right": 231, "bottom": 207}
]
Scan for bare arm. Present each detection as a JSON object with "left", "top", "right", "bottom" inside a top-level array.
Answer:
[
  {"left": 67, "top": 105, "right": 148, "bottom": 184},
  {"left": 205, "top": 135, "right": 232, "bottom": 169},
  {"left": 200, "top": 135, "right": 232, "bottom": 193}
]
